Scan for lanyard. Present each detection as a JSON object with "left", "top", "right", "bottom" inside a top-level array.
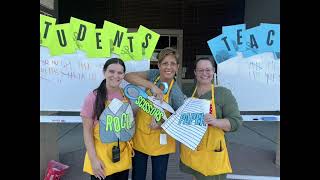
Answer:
[
  {"left": 149, "top": 76, "right": 174, "bottom": 99},
  {"left": 191, "top": 84, "right": 216, "bottom": 118}
]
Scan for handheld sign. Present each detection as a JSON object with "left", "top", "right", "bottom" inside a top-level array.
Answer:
[
  {"left": 161, "top": 98, "right": 210, "bottom": 150},
  {"left": 123, "top": 84, "right": 174, "bottom": 123},
  {"left": 99, "top": 98, "right": 135, "bottom": 143}
]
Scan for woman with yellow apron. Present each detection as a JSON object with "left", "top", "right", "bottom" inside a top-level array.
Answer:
[
  {"left": 124, "top": 47, "right": 186, "bottom": 180},
  {"left": 180, "top": 57, "right": 243, "bottom": 180},
  {"left": 80, "top": 58, "right": 135, "bottom": 180}
]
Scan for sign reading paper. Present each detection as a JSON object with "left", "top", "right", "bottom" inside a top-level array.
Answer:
[
  {"left": 70, "top": 17, "right": 96, "bottom": 53},
  {"left": 161, "top": 98, "right": 210, "bottom": 150},
  {"left": 47, "top": 23, "right": 77, "bottom": 56},
  {"left": 207, "top": 34, "right": 237, "bottom": 64},
  {"left": 40, "top": 14, "right": 56, "bottom": 47},
  {"left": 137, "top": 25, "right": 160, "bottom": 60},
  {"left": 120, "top": 32, "right": 143, "bottom": 61},
  {"left": 86, "top": 28, "right": 111, "bottom": 58},
  {"left": 103, "top": 21, "right": 128, "bottom": 55}
]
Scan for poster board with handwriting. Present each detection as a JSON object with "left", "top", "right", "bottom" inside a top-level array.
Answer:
[
  {"left": 217, "top": 52, "right": 280, "bottom": 111},
  {"left": 40, "top": 46, "right": 150, "bottom": 112}
]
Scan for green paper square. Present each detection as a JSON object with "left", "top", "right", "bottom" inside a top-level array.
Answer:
[
  {"left": 86, "top": 28, "right": 111, "bottom": 58},
  {"left": 137, "top": 25, "right": 160, "bottom": 60},
  {"left": 40, "top": 14, "right": 56, "bottom": 47},
  {"left": 47, "top": 23, "right": 77, "bottom": 56},
  {"left": 70, "top": 17, "right": 96, "bottom": 52},
  {"left": 103, "top": 21, "right": 128, "bottom": 55},
  {"left": 119, "top": 33, "right": 143, "bottom": 61}
]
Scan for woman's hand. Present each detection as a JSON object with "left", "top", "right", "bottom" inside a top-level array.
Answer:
[
  {"left": 149, "top": 118, "right": 162, "bottom": 130},
  {"left": 91, "top": 157, "right": 106, "bottom": 180},
  {"left": 82, "top": 117, "right": 106, "bottom": 179},
  {"left": 204, "top": 113, "right": 217, "bottom": 126},
  {"left": 151, "top": 85, "right": 164, "bottom": 103},
  {"left": 204, "top": 113, "right": 231, "bottom": 131}
]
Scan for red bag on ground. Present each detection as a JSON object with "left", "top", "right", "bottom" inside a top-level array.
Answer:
[{"left": 44, "top": 160, "right": 69, "bottom": 180}]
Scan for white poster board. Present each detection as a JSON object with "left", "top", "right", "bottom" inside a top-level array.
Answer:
[
  {"left": 217, "top": 52, "right": 280, "bottom": 112},
  {"left": 40, "top": 46, "right": 150, "bottom": 122}
]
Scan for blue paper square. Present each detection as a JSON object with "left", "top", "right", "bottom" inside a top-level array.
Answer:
[
  {"left": 242, "top": 26, "right": 265, "bottom": 58},
  {"left": 207, "top": 34, "right": 237, "bottom": 64},
  {"left": 222, "top": 24, "right": 246, "bottom": 52},
  {"left": 260, "top": 23, "right": 280, "bottom": 53}
]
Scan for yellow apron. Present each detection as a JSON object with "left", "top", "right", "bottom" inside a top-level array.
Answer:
[
  {"left": 83, "top": 96, "right": 134, "bottom": 176},
  {"left": 180, "top": 84, "right": 232, "bottom": 176},
  {"left": 132, "top": 77, "right": 176, "bottom": 156}
]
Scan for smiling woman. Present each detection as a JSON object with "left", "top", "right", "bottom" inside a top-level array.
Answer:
[
  {"left": 124, "top": 47, "right": 186, "bottom": 180},
  {"left": 179, "top": 57, "right": 243, "bottom": 180},
  {"left": 104, "top": 63, "right": 125, "bottom": 88},
  {"left": 80, "top": 58, "right": 135, "bottom": 180}
]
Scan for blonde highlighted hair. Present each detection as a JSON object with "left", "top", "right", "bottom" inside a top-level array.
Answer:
[{"left": 157, "top": 47, "right": 179, "bottom": 64}]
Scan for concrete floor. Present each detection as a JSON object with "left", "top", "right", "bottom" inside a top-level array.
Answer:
[{"left": 55, "top": 121, "right": 279, "bottom": 180}]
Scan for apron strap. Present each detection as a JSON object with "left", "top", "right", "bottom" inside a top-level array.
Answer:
[
  {"left": 147, "top": 75, "right": 174, "bottom": 102},
  {"left": 126, "top": 140, "right": 135, "bottom": 157},
  {"left": 192, "top": 84, "right": 216, "bottom": 118}
]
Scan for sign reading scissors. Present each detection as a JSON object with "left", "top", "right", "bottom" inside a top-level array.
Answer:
[
  {"left": 135, "top": 96, "right": 164, "bottom": 122},
  {"left": 124, "top": 83, "right": 175, "bottom": 123}
]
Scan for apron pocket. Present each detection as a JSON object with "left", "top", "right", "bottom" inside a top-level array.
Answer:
[
  {"left": 207, "top": 150, "right": 225, "bottom": 174},
  {"left": 206, "top": 127, "right": 225, "bottom": 151}
]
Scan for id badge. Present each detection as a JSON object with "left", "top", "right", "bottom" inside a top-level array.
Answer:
[{"left": 160, "top": 134, "right": 167, "bottom": 145}]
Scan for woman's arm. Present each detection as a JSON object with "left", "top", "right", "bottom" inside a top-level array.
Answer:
[
  {"left": 124, "top": 71, "right": 153, "bottom": 89},
  {"left": 204, "top": 88, "right": 242, "bottom": 132},
  {"left": 82, "top": 117, "right": 105, "bottom": 179},
  {"left": 124, "top": 71, "right": 164, "bottom": 101},
  {"left": 204, "top": 115, "right": 231, "bottom": 132},
  {"left": 220, "top": 88, "right": 243, "bottom": 132}
]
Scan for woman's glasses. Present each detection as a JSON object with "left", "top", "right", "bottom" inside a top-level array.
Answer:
[
  {"left": 160, "top": 62, "right": 178, "bottom": 67},
  {"left": 196, "top": 69, "right": 213, "bottom": 74}
]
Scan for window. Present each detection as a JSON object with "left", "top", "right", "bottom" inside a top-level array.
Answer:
[{"left": 151, "top": 35, "right": 178, "bottom": 69}]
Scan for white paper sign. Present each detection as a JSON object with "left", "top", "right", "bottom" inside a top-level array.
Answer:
[{"left": 161, "top": 98, "right": 210, "bottom": 150}]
